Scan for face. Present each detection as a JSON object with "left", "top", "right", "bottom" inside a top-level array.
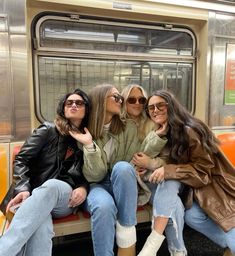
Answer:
[
  {"left": 126, "top": 87, "right": 147, "bottom": 120},
  {"left": 64, "top": 94, "right": 86, "bottom": 126},
  {"left": 106, "top": 88, "right": 123, "bottom": 120},
  {"left": 147, "top": 95, "right": 168, "bottom": 126}
]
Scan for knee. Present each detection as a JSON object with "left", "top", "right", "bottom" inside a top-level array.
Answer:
[
  {"left": 34, "top": 179, "right": 71, "bottom": 196},
  {"left": 112, "top": 161, "right": 135, "bottom": 180}
]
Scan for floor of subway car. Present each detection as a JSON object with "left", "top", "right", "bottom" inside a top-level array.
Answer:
[{"left": 52, "top": 224, "right": 225, "bottom": 256}]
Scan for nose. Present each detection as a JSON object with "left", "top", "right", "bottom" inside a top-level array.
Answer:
[{"left": 71, "top": 102, "right": 78, "bottom": 108}]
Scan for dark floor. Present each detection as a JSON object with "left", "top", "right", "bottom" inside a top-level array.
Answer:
[{"left": 52, "top": 224, "right": 225, "bottom": 256}]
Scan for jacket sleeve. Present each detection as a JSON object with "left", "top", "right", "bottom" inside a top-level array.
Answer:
[
  {"left": 13, "top": 124, "right": 50, "bottom": 196},
  {"left": 82, "top": 142, "right": 108, "bottom": 182},
  {"left": 68, "top": 156, "right": 90, "bottom": 192},
  {"left": 141, "top": 131, "right": 167, "bottom": 158},
  {"left": 164, "top": 128, "right": 215, "bottom": 188}
]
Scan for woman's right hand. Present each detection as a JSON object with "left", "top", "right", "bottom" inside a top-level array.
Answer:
[
  {"left": 69, "top": 127, "right": 93, "bottom": 146},
  {"left": 6, "top": 191, "right": 30, "bottom": 212},
  {"left": 132, "top": 152, "right": 151, "bottom": 169}
]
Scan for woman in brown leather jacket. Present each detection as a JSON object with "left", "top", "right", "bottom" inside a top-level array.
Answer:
[
  {"left": 133, "top": 90, "right": 235, "bottom": 256},
  {"left": 0, "top": 88, "right": 91, "bottom": 256}
]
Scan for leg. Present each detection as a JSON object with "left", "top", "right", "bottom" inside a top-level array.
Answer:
[
  {"left": 84, "top": 183, "right": 117, "bottom": 256},
  {"left": 111, "top": 161, "right": 138, "bottom": 256},
  {"left": 23, "top": 217, "right": 54, "bottom": 256},
  {"left": 138, "top": 180, "right": 186, "bottom": 256},
  {"left": 185, "top": 202, "right": 235, "bottom": 253},
  {"left": 0, "top": 179, "right": 73, "bottom": 256}
]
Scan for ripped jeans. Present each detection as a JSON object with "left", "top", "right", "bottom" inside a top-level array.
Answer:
[{"left": 147, "top": 180, "right": 187, "bottom": 255}]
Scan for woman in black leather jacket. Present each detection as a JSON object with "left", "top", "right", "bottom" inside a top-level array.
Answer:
[{"left": 0, "top": 88, "right": 91, "bottom": 256}]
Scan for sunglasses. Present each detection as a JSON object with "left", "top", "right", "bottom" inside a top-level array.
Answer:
[
  {"left": 109, "top": 94, "right": 124, "bottom": 103},
  {"left": 147, "top": 102, "right": 168, "bottom": 112},
  {"left": 65, "top": 99, "right": 85, "bottom": 108},
  {"left": 127, "top": 97, "right": 147, "bottom": 105}
]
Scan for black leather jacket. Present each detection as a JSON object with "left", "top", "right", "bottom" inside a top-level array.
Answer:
[{"left": 12, "top": 122, "right": 88, "bottom": 196}]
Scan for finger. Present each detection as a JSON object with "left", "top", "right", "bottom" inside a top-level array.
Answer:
[
  {"left": 6, "top": 201, "right": 14, "bottom": 212},
  {"left": 83, "top": 127, "right": 89, "bottom": 134}
]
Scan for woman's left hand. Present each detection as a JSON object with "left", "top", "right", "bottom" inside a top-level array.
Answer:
[
  {"left": 149, "top": 166, "right": 165, "bottom": 183},
  {"left": 68, "top": 186, "right": 87, "bottom": 207}
]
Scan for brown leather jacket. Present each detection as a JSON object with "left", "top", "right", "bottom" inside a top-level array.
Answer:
[{"left": 162, "top": 127, "right": 235, "bottom": 232}]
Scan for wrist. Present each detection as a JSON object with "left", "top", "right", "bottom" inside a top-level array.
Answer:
[{"left": 84, "top": 142, "right": 96, "bottom": 152}]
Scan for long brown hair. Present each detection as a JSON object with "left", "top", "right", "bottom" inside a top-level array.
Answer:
[
  {"left": 146, "top": 90, "right": 220, "bottom": 163},
  {"left": 88, "top": 84, "right": 125, "bottom": 139}
]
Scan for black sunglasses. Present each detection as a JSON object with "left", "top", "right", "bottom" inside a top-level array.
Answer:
[
  {"left": 109, "top": 94, "right": 124, "bottom": 103},
  {"left": 65, "top": 99, "right": 85, "bottom": 108},
  {"left": 127, "top": 97, "right": 147, "bottom": 105}
]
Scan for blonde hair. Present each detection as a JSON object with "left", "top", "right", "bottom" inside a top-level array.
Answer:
[
  {"left": 88, "top": 84, "right": 125, "bottom": 139},
  {"left": 121, "top": 84, "right": 154, "bottom": 141}
]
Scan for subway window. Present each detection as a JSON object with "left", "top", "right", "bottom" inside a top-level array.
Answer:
[{"left": 33, "top": 14, "right": 196, "bottom": 122}]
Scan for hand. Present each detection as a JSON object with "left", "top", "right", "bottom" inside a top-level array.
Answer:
[
  {"left": 68, "top": 187, "right": 87, "bottom": 207},
  {"left": 155, "top": 122, "right": 168, "bottom": 137},
  {"left": 149, "top": 166, "right": 165, "bottom": 183},
  {"left": 136, "top": 167, "right": 147, "bottom": 178},
  {"left": 69, "top": 127, "right": 93, "bottom": 146},
  {"left": 6, "top": 191, "right": 30, "bottom": 212},
  {"left": 132, "top": 152, "right": 151, "bottom": 169}
]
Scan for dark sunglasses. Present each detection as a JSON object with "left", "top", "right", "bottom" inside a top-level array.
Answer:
[
  {"left": 110, "top": 94, "right": 124, "bottom": 103},
  {"left": 127, "top": 97, "right": 147, "bottom": 105},
  {"left": 65, "top": 99, "right": 85, "bottom": 108},
  {"left": 147, "top": 102, "right": 168, "bottom": 112}
]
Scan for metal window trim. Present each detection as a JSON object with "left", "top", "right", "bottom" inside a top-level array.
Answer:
[{"left": 35, "top": 14, "right": 196, "bottom": 56}]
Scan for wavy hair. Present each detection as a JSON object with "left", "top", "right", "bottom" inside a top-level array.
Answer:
[
  {"left": 88, "top": 84, "right": 125, "bottom": 139},
  {"left": 54, "top": 88, "right": 90, "bottom": 135},
  {"left": 146, "top": 90, "right": 219, "bottom": 163},
  {"left": 121, "top": 84, "right": 154, "bottom": 141}
]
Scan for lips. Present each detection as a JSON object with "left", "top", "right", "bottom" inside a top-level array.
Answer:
[{"left": 70, "top": 108, "right": 78, "bottom": 113}]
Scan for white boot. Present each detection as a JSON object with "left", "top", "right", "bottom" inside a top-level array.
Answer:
[
  {"left": 170, "top": 251, "right": 187, "bottom": 256},
  {"left": 137, "top": 230, "right": 165, "bottom": 256}
]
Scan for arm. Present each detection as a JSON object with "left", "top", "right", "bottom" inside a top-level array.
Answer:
[
  {"left": 69, "top": 128, "right": 108, "bottom": 182},
  {"left": 132, "top": 130, "right": 167, "bottom": 170},
  {"left": 13, "top": 123, "right": 51, "bottom": 196},
  {"left": 163, "top": 129, "right": 215, "bottom": 188},
  {"left": 82, "top": 143, "right": 108, "bottom": 182}
]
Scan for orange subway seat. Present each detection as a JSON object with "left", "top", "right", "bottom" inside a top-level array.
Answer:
[
  {"left": 0, "top": 145, "right": 8, "bottom": 203},
  {"left": 217, "top": 133, "right": 235, "bottom": 167}
]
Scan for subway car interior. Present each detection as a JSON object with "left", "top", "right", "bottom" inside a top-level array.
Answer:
[{"left": 1, "top": 0, "right": 235, "bottom": 255}]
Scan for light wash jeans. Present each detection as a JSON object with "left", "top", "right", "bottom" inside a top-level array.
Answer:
[
  {"left": 84, "top": 161, "right": 138, "bottom": 256},
  {"left": 185, "top": 201, "right": 235, "bottom": 253},
  {"left": 0, "top": 179, "right": 75, "bottom": 256},
  {"left": 147, "top": 180, "right": 187, "bottom": 255}
]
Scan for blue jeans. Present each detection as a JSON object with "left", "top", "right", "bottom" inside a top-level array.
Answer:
[
  {"left": 185, "top": 201, "right": 235, "bottom": 253},
  {"left": 84, "top": 161, "right": 138, "bottom": 256},
  {"left": 0, "top": 179, "right": 75, "bottom": 256},
  {"left": 147, "top": 180, "right": 187, "bottom": 254}
]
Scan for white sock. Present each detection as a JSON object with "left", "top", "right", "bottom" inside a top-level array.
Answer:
[{"left": 116, "top": 220, "right": 136, "bottom": 248}]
